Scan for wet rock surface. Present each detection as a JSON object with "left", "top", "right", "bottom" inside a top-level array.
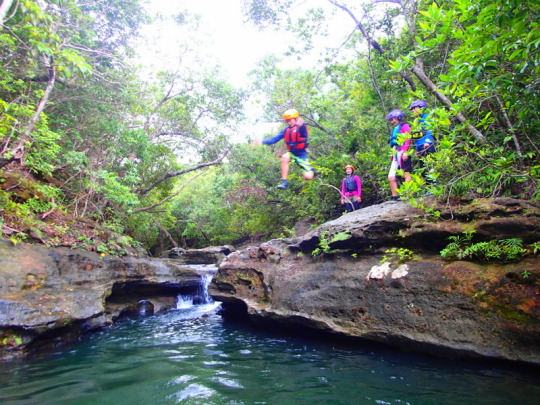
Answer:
[
  {"left": 210, "top": 198, "right": 540, "bottom": 366},
  {"left": 0, "top": 242, "right": 226, "bottom": 361},
  {"left": 164, "top": 245, "right": 234, "bottom": 264}
]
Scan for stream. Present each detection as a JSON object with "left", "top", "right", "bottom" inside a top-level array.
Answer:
[{"left": 0, "top": 272, "right": 538, "bottom": 404}]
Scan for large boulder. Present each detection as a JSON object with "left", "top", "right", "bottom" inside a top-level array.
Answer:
[
  {"left": 209, "top": 198, "right": 540, "bottom": 366},
  {"left": 0, "top": 240, "right": 205, "bottom": 360},
  {"left": 165, "top": 245, "right": 235, "bottom": 264}
]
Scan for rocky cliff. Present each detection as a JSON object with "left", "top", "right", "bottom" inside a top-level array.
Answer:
[
  {"left": 0, "top": 242, "right": 232, "bottom": 361},
  {"left": 209, "top": 198, "right": 540, "bottom": 366}
]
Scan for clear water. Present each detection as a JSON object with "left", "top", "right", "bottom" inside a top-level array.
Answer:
[{"left": 0, "top": 303, "right": 538, "bottom": 405}]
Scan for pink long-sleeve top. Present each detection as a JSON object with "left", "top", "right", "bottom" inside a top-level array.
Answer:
[{"left": 341, "top": 175, "right": 362, "bottom": 198}]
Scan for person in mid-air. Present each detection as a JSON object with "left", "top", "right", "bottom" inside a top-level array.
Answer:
[
  {"left": 340, "top": 164, "right": 362, "bottom": 212},
  {"left": 252, "top": 109, "right": 315, "bottom": 190},
  {"left": 387, "top": 109, "right": 412, "bottom": 201}
]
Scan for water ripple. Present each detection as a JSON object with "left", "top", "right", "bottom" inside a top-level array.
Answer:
[
  {"left": 169, "top": 383, "right": 217, "bottom": 402},
  {"left": 0, "top": 308, "right": 538, "bottom": 405}
]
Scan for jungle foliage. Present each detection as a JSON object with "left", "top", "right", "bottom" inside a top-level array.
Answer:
[{"left": 0, "top": 0, "right": 539, "bottom": 253}]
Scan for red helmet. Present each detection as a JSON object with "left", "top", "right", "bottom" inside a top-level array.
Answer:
[{"left": 344, "top": 165, "right": 355, "bottom": 172}]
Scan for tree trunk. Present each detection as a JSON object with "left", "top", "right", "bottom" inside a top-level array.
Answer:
[
  {"left": 410, "top": 64, "right": 486, "bottom": 143},
  {"left": 0, "top": 61, "right": 57, "bottom": 169},
  {"left": 0, "top": 0, "right": 16, "bottom": 24}
]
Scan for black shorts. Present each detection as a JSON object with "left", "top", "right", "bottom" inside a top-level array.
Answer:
[{"left": 400, "top": 158, "right": 413, "bottom": 173}]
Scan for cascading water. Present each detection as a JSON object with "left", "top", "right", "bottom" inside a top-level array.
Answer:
[
  {"left": 194, "top": 271, "right": 214, "bottom": 304},
  {"left": 176, "top": 264, "right": 221, "bottom": 311},
  {"left": 0, "top": 262, "right": 539, "bottom": 404}
]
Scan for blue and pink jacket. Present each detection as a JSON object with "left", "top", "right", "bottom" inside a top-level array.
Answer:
[
  {"left": 341, "top": 175, "right": 362, "bottom": 198},
  {"left": 388, "top": 122, "right": 412, "bottom": 152}
]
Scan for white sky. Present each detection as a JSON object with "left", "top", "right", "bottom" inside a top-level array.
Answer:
[
  {"left": 140, "top": 0, "right": 359, "bottom": 85},
  {"left": 137, "top": 0, "right": 361, "bottom": 140}
]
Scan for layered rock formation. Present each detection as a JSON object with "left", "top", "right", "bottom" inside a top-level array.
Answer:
[
  {"left": 210, "top": 198, "right": 540, "bottom": 366},
  {"left": 0, "top": 242, "right": 228, "bottom": 361}
]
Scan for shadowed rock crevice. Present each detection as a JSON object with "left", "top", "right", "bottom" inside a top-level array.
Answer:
[
  {"left": 105, "top": 281, "right": 198, "bottom": 320},
  {"left": 210, "top": 198, "right": 540, "bottom": 366},
  {"left": 0, "top": 243, "right": 232, "bottom": 361}
]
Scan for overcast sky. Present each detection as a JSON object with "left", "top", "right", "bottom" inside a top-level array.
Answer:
[
  {"left": 136, "top": 0, "right": 360, "bottom": 141},
  {"left": 140, "top": 0, "right": 357, "bottom": 87}
]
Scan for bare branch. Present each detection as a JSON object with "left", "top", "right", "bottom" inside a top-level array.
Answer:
[
  {"left": 138, "top": 145, "right": 232, "bottom": 196},
  {"left": 494, "top": 94, "right": 522, "bottom": 159},
  {"left": 153, "top": 132, "right": 211, "bottom": 150},
  {"left": 0, "top": 60, "right": 57, "bottom": 169},
  {"left": 0, "top": 0, "right": 16, "bottom": 24},
  {"left": 326, "top": 0, "right": 417, "bottom": 91},
  {"left": 132, "top": 170, "right": 205, "bottom": 213},
  {"left": 317, "top": 178, "right": 358, "bottom": 211},
  {"left": 159, "top": 225, "right": 178, "bottom": 248}
]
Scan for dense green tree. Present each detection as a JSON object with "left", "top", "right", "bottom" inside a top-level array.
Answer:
[
  {"left": 0, "top": 0, "right": 146, "bottom": 169},
  {"left": 1, "top": 0, "right": 538, "bottom": 253},
  {"left": 0, "top": 0, "right": 246, "bottom": 250}
]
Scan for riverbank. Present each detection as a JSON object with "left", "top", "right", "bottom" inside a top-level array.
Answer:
[
  {"left": 210, "top": 197, "right": 540, "bottom": 366},
  {"left": 0, "top": 241, "right": 230, "bottom": 361},
  {"left": 1, "top": 197, "right": 539, "bottom": 366}
]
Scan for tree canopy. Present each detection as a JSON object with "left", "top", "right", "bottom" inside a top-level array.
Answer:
[{"left": 0, "top": 0, "right": 538, "bottom": 253}]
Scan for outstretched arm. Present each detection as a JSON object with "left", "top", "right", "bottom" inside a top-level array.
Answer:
[{"left": 262, "top": 128, "right": 286, "bottom": 145}]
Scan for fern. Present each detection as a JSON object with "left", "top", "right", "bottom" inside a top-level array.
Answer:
[
  {"left": 312, "top": 230, "right": 352, "bottom": 256},
  {"left": 499, "top": 238, "right": 523, "bottom": 249},
  {"left": 440, "top": 232, "right": 530, "bottom": 263}
]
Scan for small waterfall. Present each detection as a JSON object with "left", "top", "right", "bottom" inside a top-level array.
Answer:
[
  {"left": 176, "top": 265, "right": 219, "bottom": 310},
  {"left": 194, "top": 272, "right": 214, "bottom": 305},
  {"left": 176, "top": 294, "right": 194, "bottom": 309}
]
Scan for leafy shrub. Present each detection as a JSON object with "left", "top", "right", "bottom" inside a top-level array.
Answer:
[
  {"left": 381, "top": 247, "right": 416, "bottom": 264},
  {"left": 312, "top": 230, "right": 352, "bottom": 255},
  {"left": 440, "top": 231, "right": 530, "bottom": 263}
]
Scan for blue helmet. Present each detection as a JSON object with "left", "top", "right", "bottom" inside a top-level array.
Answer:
[
  {"left": 409, "top": 99, "right": 427, "bottom": 109},
  {"left": 387, "top": 109, "right": 404, "bottom": 121}
]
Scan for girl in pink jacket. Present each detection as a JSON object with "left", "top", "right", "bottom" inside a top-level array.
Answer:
[{"left": 341, "top": 165, "right": 362, "bottom": 212}]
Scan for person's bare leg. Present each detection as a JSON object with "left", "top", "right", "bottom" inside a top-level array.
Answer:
[
  {"left": 277, "top": 155, "right": 291, "bottom": 189},
  {"left": 404, "top": 173, "right": 412, "bottom": 183},
  {"left": 389, "top": 176, "right": 398, "bottom": 197},
  {"left": 281, "top": 154, "right": 290, "bottom": 180}
]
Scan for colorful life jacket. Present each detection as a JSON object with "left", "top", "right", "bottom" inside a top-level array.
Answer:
[
  {"left": 388, "top": 123, "right": 404, "bottom": 148},
  {"left": 344, "top": 175, "right": 358, "bottom": 192},
  {"left": 412, "top": 113, "right": 436, "bottom": 152},
  {"left": 284, "top": 125, "right": 308, "bottom": 151}
]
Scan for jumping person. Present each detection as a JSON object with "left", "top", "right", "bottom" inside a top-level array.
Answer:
[
  {"left": 387, "top": 109, "right": 412, "bottom": 201},
  {"left": 252, "top": 109, "right": 315, "bottom": 190},
  {"left": 340, "top": 164, "right": 362, "bottom": 212}
]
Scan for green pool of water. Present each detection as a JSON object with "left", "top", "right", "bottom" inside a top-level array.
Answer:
[{"left": 0, "top": 304, "right": 538, "bottom": 405}]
